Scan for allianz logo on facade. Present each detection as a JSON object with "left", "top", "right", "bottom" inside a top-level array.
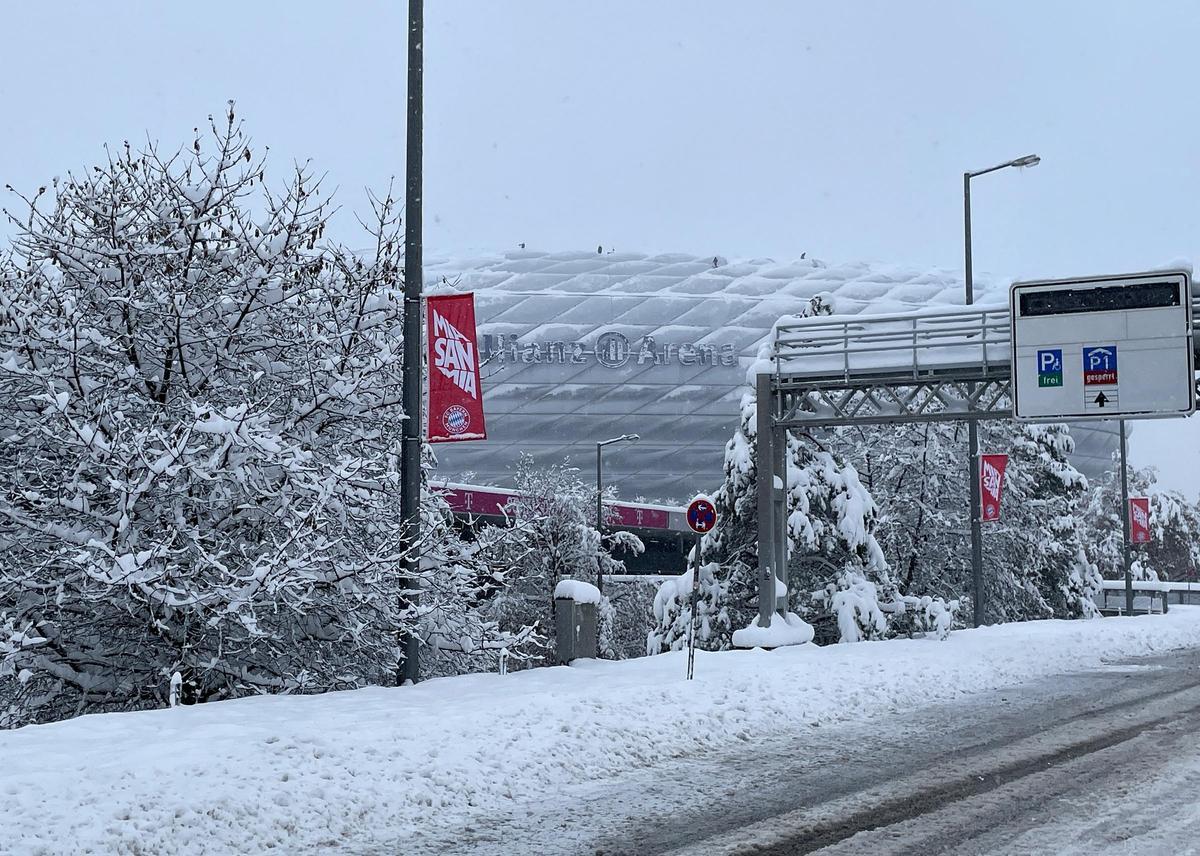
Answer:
[{"left": 479, "top": 331, "right": 739, "bottom": 369}]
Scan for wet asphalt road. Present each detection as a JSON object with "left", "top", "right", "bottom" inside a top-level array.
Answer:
[{"left": 372, "top": 646, "right": 1200, "bottom": 856}]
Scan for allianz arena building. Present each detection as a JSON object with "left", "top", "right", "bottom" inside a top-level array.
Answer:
[{"left": 425, "top": 248, "right": 1121, "bottom": 508}]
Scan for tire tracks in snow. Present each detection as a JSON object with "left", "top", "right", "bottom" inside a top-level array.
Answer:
[{"left": 667, "top": 662, "right": 1200, "bottom": 855}]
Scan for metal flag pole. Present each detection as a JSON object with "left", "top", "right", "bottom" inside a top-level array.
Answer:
[{"left": 1119, "top": 419, "right": 1134, "bottom": 615}]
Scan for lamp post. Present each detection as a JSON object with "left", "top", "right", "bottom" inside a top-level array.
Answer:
[
  {"left": 596, "top": 433, "right": 639, "bottom": 594},
  {"left": 964, "top": 153, "right": 1039, "bottom": 628},
  {"left": 397, "top": 0, "right": 425, "bottom": 685}
]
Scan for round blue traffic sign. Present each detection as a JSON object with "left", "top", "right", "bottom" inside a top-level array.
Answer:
[{"left": 686, "top": 497, "right": 717, "bottom": 534}]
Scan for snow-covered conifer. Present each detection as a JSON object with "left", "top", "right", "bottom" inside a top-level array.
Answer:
[{"left": 652, "top": 392, "right": 897, "bottom": 649}]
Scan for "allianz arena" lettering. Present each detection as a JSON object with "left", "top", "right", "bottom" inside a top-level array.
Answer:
[{"left": 479, "top": 331, "right": 739, "bottom": 369}]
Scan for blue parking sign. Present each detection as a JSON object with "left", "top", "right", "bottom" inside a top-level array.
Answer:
[
  {"left": 1038, "top": 349, "right": 1062, "bottom": 372},
  {"left": 1037, "top": 348, "right": 1063, "bottom": 387},
  {"left": 1083, "top": 345, "right": 1118, "bottom": 385}
]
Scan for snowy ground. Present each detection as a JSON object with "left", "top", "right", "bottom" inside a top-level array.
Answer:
[{"left": 5, "top": 612, "right": 1200, "bottom": 855}]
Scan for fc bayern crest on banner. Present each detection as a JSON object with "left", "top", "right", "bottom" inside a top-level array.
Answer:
[{"left": 426, "top": 293, "right": 487, "bottom": 443}]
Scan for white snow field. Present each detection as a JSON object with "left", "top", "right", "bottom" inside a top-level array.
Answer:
[{"left": 5, "top": 612, "right": 1200, "bottom": 855}]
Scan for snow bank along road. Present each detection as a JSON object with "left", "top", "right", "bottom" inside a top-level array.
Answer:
[{"left": 5, "top": 612, "right": 1200, "bottom": 855}]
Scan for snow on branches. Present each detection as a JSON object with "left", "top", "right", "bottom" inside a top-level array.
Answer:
[
  {"left": 0, "top": 110, "right": 530, "bottom": 725},
  {"left": 650, "top": 392, "right": 909, "bottom": 651}
]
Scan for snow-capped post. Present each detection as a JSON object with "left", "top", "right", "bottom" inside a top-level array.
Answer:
[
  {"left": 685, "top": 495, "right": 718, "bottom": 679},
  {"left": 169, "top": 672, "right": 182, "bottom": 709},
  {"left": 553, "top": 580, "right": 601, "bottom": 664},
  {"left": 399, "top": 0, "right": 424, "bottom": 685}
]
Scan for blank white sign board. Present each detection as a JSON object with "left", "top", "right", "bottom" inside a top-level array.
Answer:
[{"left": 1010, "top": 270, "right": 1195, "bottom": 421}]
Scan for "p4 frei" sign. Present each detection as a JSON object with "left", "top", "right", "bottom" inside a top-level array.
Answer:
[{"left": 1010, "top": 270, "right": 1195, "bottom": 421}]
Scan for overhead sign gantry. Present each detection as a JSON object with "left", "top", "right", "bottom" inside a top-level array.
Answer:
[
  {"left": 1010, "top": 270, "right": 1195, "bottom": 421},
  {"left": 751, "top": 268, "right": 1197, "bottom": 638}
]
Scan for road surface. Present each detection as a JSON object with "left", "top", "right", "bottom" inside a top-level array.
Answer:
[{"left": 374, "top": 646, "right": 1200, "bottom": 856}]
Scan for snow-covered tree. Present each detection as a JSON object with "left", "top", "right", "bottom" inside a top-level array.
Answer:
[
  {"left": 415, "top": 474, "right": 541, "bottom": 677},
  {"left": 1143, "top": 489, "right": 1200, "bottom": 581},
  {"left": 650, "top": 392, "right": 906, "bottom": 651},
  {"left": 0, "top": 110, "right": 531, "bottom": 725},
  {"left": 839, "top": 417, "right": 1101, "bottom": 624},
  {"left": 841, "top": 422, "right": 968, "bottom": 605},
  {"left": 484, "top": 455, "right": 642, "bottom": 663},
  {"left": 986, "top": 423, "right": 1100, "bottom": 620},
  {"left": 1079, "top": 456, "right": 1160, "bottom": 582}
]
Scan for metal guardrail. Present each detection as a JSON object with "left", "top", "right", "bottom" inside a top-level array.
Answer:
[
  {"left": 771, "top": 296, "right": 1200, "bottom": 383},
  {"left": 1097, "top": 585, "right": 1170, "bottom": 615},
  {"left": 772, "top": 306, "right": 1011, "bottom": 382}
]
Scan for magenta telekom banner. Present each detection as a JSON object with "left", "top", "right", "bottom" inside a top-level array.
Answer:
[
  {"left": 439, "top": 486, "right": 671, "bottom": 531},
  {"left": 980, "top": 454, "right": 1008, "bottom": 522},
  {"left": 1130, "top": 497, "right": 1151, "bottom": 544},
  {"left": 608, "top": 504, "right": 670, "bottom": 530},
  {"left": 441, "top": 487, "right": 513, "bottom": 518},
  {"left": 426, "top": 293, "right": 487, "bottom": 443}
]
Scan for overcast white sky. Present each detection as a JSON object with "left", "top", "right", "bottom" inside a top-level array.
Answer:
[{"left": 3, "top": 1, "right": 1199, "bottom": 494}]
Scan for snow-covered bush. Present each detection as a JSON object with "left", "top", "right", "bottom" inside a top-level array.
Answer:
[
  {"left": 882, "top": 594, "right": 959, "bottom": 640},
  {"left": 815, "top": 568, "right": 888, "bottom": 644},
  {"left": 646, "top": 558, "right": 724, "bottom": 654}
]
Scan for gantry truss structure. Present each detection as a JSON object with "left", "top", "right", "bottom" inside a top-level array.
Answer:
[{"left": 750, "top": 301, "right": 1200, "bottom": 631}]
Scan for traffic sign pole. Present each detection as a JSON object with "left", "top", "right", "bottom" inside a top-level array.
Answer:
[
  {"left": 1120, "top": 419, "right": 1134, "bottom": 615},
  {"left": 686, "top": 533, "right": 702, "bottom": 680},
  {"left": 684, "top": 496, "right": 717, "bottom": 680}
]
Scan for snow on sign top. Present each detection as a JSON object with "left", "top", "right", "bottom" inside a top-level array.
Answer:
[
  {"left": 686, "top": 495, "right": 717, "bottom": 534},
  {"left": 758, "top": 302, "right": 1011, "bottom": 382},
  {"left": 1010, "top": 270, "right": 1195, "bottom": 421}
]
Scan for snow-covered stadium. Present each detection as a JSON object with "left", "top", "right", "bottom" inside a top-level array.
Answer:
[{"left": 425, "top": 248, "right": 1121, "bottom": 503}]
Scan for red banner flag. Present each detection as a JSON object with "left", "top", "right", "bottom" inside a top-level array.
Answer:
[
  {"left": 1130, "top": 497, "right": 1151, "bottom": 544},
  {"left": 980, "top": 454, "right": 1008, "bottom": 522},
  {"left": 426, "top": 293, "right": 487, "bottom": 443}
]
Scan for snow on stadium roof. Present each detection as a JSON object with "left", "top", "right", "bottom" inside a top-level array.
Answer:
[{"left": 422, "top": 249, "right": 1116, "bottom": 501}]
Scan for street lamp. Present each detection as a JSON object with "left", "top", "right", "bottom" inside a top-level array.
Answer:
[
  {"left": 964, "top": 153, "right": 1040, "bottom": 627},
  {"left": 596, "top": 433, "right": 639, "bottom": 594}
]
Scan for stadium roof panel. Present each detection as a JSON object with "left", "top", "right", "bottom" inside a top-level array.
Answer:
[{"left": 424, "top": 249, "right": 1118, "bottom": 502}]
